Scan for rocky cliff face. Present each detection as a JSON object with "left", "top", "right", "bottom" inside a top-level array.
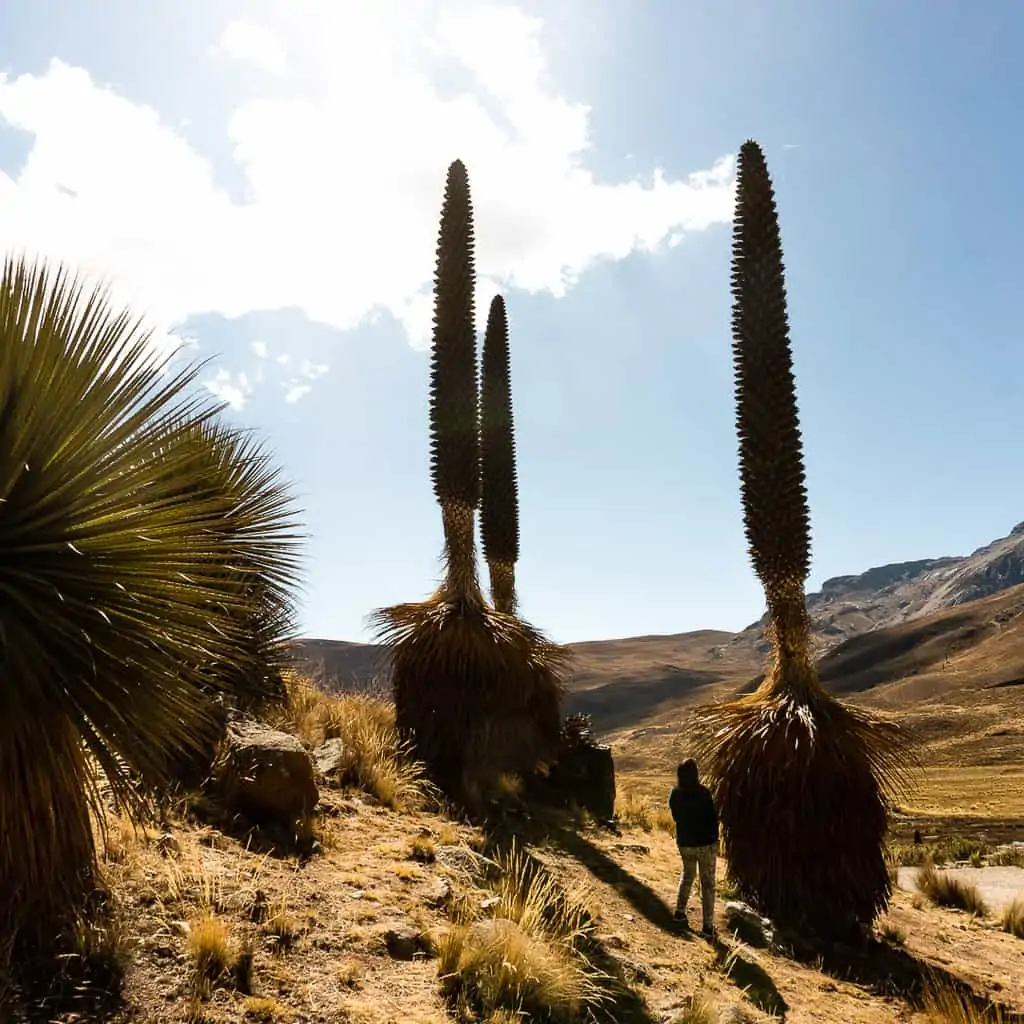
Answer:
[{"left": 729, "top": 522, "right": 1024, "bottom": 655}]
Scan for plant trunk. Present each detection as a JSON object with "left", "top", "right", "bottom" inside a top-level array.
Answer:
[
  {"left": 0, "top": 713, "right": 98, "bottom": 957},
  {"left": 442, "top": 501, "right": 480, "bottom": 603},
  {"left": 488, "top": 560, "right": 517, "bottom": 614}
]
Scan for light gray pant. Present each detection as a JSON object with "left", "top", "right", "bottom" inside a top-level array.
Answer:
[{"left": 676, "top": 843, "right": 717, "bottom": 928}]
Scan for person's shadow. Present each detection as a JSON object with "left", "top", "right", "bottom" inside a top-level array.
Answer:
[{"left": 543, "top": 823, "right": 695, "bottom": 938}]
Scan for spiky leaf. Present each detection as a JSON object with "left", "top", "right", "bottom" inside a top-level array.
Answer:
[
  {"left": 429, "top": 159, "right": 479, "bottom": 514},
  {"left": 731, "top": 140, "right": 811, "bottom": 596}
]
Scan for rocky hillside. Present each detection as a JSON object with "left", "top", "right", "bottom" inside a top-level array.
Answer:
[
  {"left": 728, "top": 520, "right": 1024, "bottom": 658},
  {"left": 295, "top": 521, "right": 1024, "bottom": 734}
]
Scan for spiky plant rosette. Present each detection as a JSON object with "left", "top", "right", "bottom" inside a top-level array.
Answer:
[
  {"left": 370, "top": 598, "right": 568, "bottom": 797},
  {"left": 0, "top": 256, "right": 303, "bottom": 959},
  {"left": 372, "top": 162, "right": 564, "bottom": 799},
  {"left": 167, "top": 418, "right": 304, "bottom": 709},
  {"left": 689, "top": 141, "right": 917, "bottom": 942}
]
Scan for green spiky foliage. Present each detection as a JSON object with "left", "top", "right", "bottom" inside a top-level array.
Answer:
[
  {"left": 371, "top": 162, "right": 564, "bottom": 801},
  {"left": 0, "top": 256, "right": 303, "bottom": 974},
  {"left": 480, "top": 293, "right": 520, "bottom": 614},
  {"left": 154, "top": 418, "right": 304, "bottom": 785},
  {"left": 689, "top": 141, "right": 917, "bottom": 942}
]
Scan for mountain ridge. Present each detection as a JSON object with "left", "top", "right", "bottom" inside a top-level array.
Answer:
[{"left": 295, "top": 521, "right": 1024, "bottom": 742}]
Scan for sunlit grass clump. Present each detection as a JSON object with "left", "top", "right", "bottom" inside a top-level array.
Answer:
[{"left": 438, "top": 843, "right": 607, "bottom": 1023}]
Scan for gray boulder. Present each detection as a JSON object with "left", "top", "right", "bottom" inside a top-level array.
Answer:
[
  {"left": 214, "top": 719, "right": 319, "bottom": 826},
  {"left": 313, "top": 737, "right": 350, "bottom": 781},
  {"left": 723, "top": 901, "right": 774, "bottom": 948}
]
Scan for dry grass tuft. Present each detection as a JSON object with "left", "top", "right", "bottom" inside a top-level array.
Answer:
[
  {"left": 878, "top": 920, "right": 906, "bottom": 945},
  {"left": 673, "top": 992, "right": 720, "bottom": 1024},
  {"left": 923, "top": 977, "right": 1009, "bottom": 1023},
  {"left": 279, "top": 673, "right": 435, "bottom": 811},
  {"left": 615, "top": 790, "right": 674, "bottom": 834},
  {"left": 410, "top": 834, "right": 437, "bottom": 863},
  {"left": 438, "top": 842, "right": 607, "bottom": 1022},
  {"left": 188, "top": 913, "right": 233, "bottom": 994},
  {"left": 263, "top": 896, "right": 302, "bottom": 952},
  {"left": 999, "top": 897, "right": 1024, "bottom": 938},
  {"left": 915, "top": 862, "right": 989, "bottom": 917},
  {"left": 242, "top": 995, "right": 295, "bottom": 1022}
]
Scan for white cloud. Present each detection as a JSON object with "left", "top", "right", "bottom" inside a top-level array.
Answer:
[
  {"left": 281, "top": 358, "right": 329, "bottom": 404},
  {"left": 0, "top": 2, "right": 735, "bottom": 357},
  {"left": 205, "top": 368, "right": 253, "bottom": 410},
  {"left": 252, "top": 340, "right": 268, "bottom": 358},
  {"left": 213, "top": 20, "right": 289, "bottom": 77}
]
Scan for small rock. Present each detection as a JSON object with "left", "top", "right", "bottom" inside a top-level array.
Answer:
[
  {"left": 426, "top": 877, "right": 453, "bottom": 909},
  {"left": 155, "top": 832, "right": 180, "bottom": 858},
  {"left": 480, "top": 896, "right": 500, "bottom": 911},
  {"left": 723, "top": 901, "right": 774, "bottom": 948},
  {"left": 612, "top": 843, "right": 650, "bottom": 856},
  {"left": 314, "top": 738, "right": 349, "bottom": 780},
  {"left": 378, "top": 922, "right": 427, "bottom": 961}
]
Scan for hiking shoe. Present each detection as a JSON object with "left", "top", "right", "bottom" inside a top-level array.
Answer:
[
  {"left": 700, "top": 924, "right": 717, "bottom": 939},
  {"left": 672, "top": 910, "right": 689, "bottom": 927}
]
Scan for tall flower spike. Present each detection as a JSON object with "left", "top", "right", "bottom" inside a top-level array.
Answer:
[
  {"left": 731, "top": 139, "right": 813, "bottom": 690},
  {"left": 480, "top": 294, "right": 520, "bottom": 613},
  {"left": 428, "top": 158, "right": 481, "bottom": 601}
]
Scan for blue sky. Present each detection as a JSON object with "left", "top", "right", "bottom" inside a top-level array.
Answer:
[{"left": 1, "top": 0, "right": 1022, "bottom": 645}]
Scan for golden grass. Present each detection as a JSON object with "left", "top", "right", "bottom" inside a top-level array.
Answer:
[
  {"left": 672, "top": 992, "right": 719, "bottom": 1024},
  {"left": 242, "top": 995, "right": 295, "bottom": 1022},
  {"left": 615, "top": 790, "right": 674, "bottom": 834},
  {"left": 409, "top": 834, "right": 437, "bottom": 863},
  {"left": 278, "top": 673, "right": 435, "bottom": 811},
  {"left": 923, "top": 978, "right": 1009, "bottom": 1023},
  {"left": 915, "top": 862, "right": 989, "bottom": 917},
  {"left": 1000, "top": 897, "right": 1024, "bottom": 938},
  {"left": 878, "top": 920, "right": 907, "bottom": 945},
  {"left": 188, "top": 913, "right": 233, "bottom": 993},
  {"left": 438, "top": 842, "right": 607, "bottom": 1022}
]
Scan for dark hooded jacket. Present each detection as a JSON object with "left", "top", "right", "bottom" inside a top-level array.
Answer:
[{"left": 669, "top": 764, "right": 719, "bottom": 848}]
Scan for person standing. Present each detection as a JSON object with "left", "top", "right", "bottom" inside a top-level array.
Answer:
[{"left": 669, "top": 758, "right": 719, "bottom": 936}]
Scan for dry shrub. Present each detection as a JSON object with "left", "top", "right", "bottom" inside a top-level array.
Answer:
[
  {"left": 615, "top": 791, "right": 654, "bottom": 832},
  {"left": 279, "top": 674, "right": 434, "bottom": 811},
  {"left": 915, "top": 862, "right": 989, "bottom": 917},
  {"left": 438, "top": 842, "right": 607, "bottom": 1022},
  {"left": 1000, "top": 897, "right": 1024, "bottom": 938}
]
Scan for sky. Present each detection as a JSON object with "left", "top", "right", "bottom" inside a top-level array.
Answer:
[{"left": 2, "top": 0, "right": 1023, "bottom": 646}]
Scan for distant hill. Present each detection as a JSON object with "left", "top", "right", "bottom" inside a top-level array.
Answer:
[{"left": 293, "top": 522, "right": 1024, "bottom": 759}]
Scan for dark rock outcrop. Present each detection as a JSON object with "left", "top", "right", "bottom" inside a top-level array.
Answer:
[{"left": 213, "top": 718, "right": 319, "bottom": 827}]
